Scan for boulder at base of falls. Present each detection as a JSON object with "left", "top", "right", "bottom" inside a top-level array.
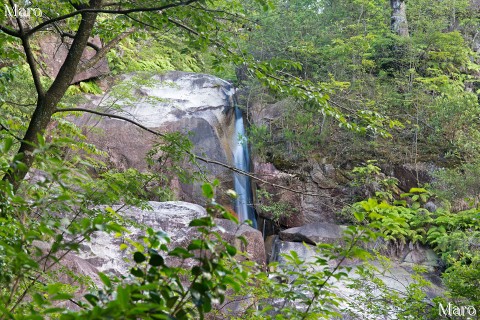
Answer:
[
  {"left": 71, "top": 71, "right": 239, "bottom": 205},
  {"left": 279, "top": 222, "right": 347, "bottom": 245},
  {"left": 76, "top": 201, "right": 265, "bottom": 275},
  {"left": 270, "top": 222, "right": 444, "bottom": 318}
]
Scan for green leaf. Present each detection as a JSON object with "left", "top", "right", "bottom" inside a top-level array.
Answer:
[
  {"left": 130, "top": 267, "right": 144, "bottom": 278},
  {"left": 188, "top": 239, "right": 203, "bottom": 251},
  {"left": 393, "top": 200, "right": 407, "bottom": 206},
  {"left": 84, "top": 294, "right": 99, "bottom": 306},
  {"left": 226, "top": 244, "right": 237, "bottom": 256},
  {"left": 98, "top": 272, "right": 112, "bottom": 288},
  {"left": 133, "top": 252, "right": 146, "bottom": 263},
  {"left": 149, "top": 254, "right": 164, "bottom": 266},
  {"left": 32, "top": 293, "right": 46, "bottom": 306},
  {"left": 189, "top": 217, "right": 212, "bottom": 227},
  {"left": 409, "top": 188, "right": 428, "bottom": 193},
  {"left": 202, "top": 183, "right": 214, "bottom": 199},
  {"left": 169, "top": 247, "right": 194, "bottom": 258},
  {"left": 2, "top": 137, "right": 13, "bottom": 153},
  {"left": 117, "top": 286, "right": 129, "bottom": 307},
  {"left": 51, "top": 293, "right": 74, "bottom": 301},
  {"left": 353, "top": 211, "right": 365, "bottom": 222}
]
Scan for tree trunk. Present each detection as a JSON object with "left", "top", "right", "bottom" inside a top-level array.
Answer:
[
  {"left": 390, "top": 0, "right": 409, "bottom": 37},
  {"left": 5, "top": 0, "right": 102, "bottom": 189}
]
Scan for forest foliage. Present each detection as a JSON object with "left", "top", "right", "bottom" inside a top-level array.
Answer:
[{"left": 0, "top": 0, "right": 480, "bottom": 318}]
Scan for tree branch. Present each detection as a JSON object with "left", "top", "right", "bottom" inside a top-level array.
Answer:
[
  {"left": 6, "top": 0, "right": 102, "bottom": 188},
  {"left": 77, "top": 28, "right": 135, "bottom": 73},
  {"left": 6, "top": 0, "right": 45, "bottom": 97},
  {"left": 53, "top": 107, "right": 330, "bottom": 197},
  {"left": 20, "top": 36, "right": 45, "bottom": 97},
  {"left": 0, "top": 121, "right": 22, "bottom": 141},
  {"left": 25, "top": 0, "right": 200, "bottom": 36},
  {"left": 61, "top": 32, "right": 101, "bottom": 51},
  {"left": 0, "top": 24, "right": 20, "bottom": 37}
]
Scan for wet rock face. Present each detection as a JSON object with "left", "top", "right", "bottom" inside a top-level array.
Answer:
[
  {"left": 254, "top": 160, "right": 345, "bottom": 228},
  {"left": 76, "top": 201, "right": 265, "bottom": 275},
  {"left": 253, "top": 158, "right": 438, "bottom": 228},
  {"left": 73, "top": 72, "right": 237, "bottom": 203},
  {"left": 380, "top": 162, "right": 437, "bottom": 192}
]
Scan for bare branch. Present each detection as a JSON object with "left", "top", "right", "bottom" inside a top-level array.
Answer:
[
  {"left": 189, "top": 4, "right": 254, "bottom": 23},
  {"left": 0, "top": 121, "right": 22, "bottom": 141},
  {"left": 54, "top": 107, "right": 166, "bottom": 137},
  {"left": 77, "top": 28, "right": 135, "bottom": 73},
  {"left": 2, "top": 100, "right": 36, "bottom": 107},
  {"left": 54, "top": 107, "right": 330, "bottom": 197},
  {"left": 61, "top": 32, "right": 101, "bottom": 51},
  {"left": 8, "top": 0, "right": 45, "bottom": 97},
  {"left": 0, "top": 24, "right": 20, "bottom": 37},
  {"left": 167, "top": 17, "right": 199, "bottom": 36}
]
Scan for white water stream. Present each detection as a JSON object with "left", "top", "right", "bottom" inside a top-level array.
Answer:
[{"left": 228, "top": 87, "right": 257, "bottom": 228}]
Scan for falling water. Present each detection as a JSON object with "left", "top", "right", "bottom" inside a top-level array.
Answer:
[
  {"left": 232, "top": 105, "right": 257, "bottom": 228},
  {"left": 222, "top": 83, "right": 257, "bottom": 228}
]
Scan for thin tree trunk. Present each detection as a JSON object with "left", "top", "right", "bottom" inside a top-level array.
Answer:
[
  {"left": 5, "top": 0, "right": 102, "bottom": 189},
  {"left": 390, "top": 0, "right": 409, "bottom": 37}
]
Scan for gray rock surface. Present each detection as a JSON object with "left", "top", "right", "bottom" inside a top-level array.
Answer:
[
  {"left": 278, "top": 221, "right": 440, "bottom": 268},
  {"left": 33, "top": 241, "right": 100, "bottom": 310},
  {"left": 76, "top": 201, "right": 265, "bottom": 275},
  {"left": 279, "top": 222, "right": 347, "bottom": 245},
  {"left": 270, "top": 236, "right": 443, "bottom": 318},
  {"left": 72, "top": 72, "right": 238, "bottom": 204},
  {"left": 215, "top": 219, "right": 266, "bottom": 266},
  {"left": 253, "top": 160, "right": 345, "bottom": 227}
]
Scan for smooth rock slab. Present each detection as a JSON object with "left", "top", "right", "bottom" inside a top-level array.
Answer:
[
  {"left": 270, "top": 238, "right": 444, "bottom": 318},
  {"left": 72, "top": 72, "right": 238, "bottom": 204},
  {"left": 76, "top": 201, "right": 265, "bottom": 275},
  {"left": 279, "top": 222, "right": 347, "bottom": 245}
]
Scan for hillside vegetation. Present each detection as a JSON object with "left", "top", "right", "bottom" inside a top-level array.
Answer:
[{"left": 1, "top": 0, "right": 480, "bottom": 318}]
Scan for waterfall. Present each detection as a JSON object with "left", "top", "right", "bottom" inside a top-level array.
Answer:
[
  {"left": 232, "top": 105, "right": 257, "bottom": 228},
  {"left": 220, "top": 83, "right": 256, "bottom": 228}
]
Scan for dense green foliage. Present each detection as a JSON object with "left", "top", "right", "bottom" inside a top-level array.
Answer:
[
  {"left": 245, "top": 0, "right": 480, "bottom": 169},
  {"left": 345, "top": 162, "right": 480, "bottom": 309},
  {"left": 0, "top": 140, "right": 385, "bottom": 319},
  {"left": 1, "top": 0, "right": 480, "bottom": 318}
]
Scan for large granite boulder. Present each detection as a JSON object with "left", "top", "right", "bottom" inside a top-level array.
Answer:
[
  {"left": 279, "top": 222, "right": 347, "bottom": 245},
  {"left": 276, "top": 221, "right": 440, "bottom": 269},
  {"left": 269, "top": 222, "right": 444, "bottom": 317},
  {"left": 72, "top": 72, "right": 239, "bottom": 204},
  {"left": 77, "top": 201, "right": 265, "bottom": 275},
  {"left": 33, "top": 241, "right": 101, "bottom": 310}
]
